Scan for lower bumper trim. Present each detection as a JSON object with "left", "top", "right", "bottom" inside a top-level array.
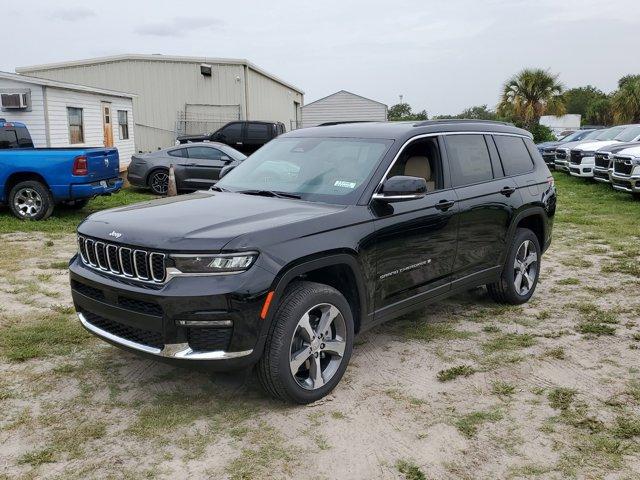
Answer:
[{"left": 78, "top": 312, "right": 253, "bottom": 360}]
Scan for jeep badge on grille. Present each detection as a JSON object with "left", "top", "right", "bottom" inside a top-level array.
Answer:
[{"left": 109, "top": 230, "right": 123, "bottom": 239}]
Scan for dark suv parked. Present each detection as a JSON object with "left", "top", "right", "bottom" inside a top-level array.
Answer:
[
  {"left": 176, "top": 121, "right": 286, "bottom": 155},
  {"left": 70, "top": 120, "right": 556, "bottom": 404}
]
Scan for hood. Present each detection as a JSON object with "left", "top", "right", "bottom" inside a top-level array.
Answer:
[
  {"left": 537, "top": 141, "right": 561, "bottom": 149},
  {"left": 614, "top": 145, "right": 640, "bottom": 158},
  {"left": 555, "top": 140, "right": 588, "bottom": 151},
  {"left": 573, "top": 140, "right": 619, "bottom": 153},
  {"left": 78, "top": 191, "right": 347, "bottom": 251},
  {"left": 596, "top": 141, "right": 640, "bottom": 154}
]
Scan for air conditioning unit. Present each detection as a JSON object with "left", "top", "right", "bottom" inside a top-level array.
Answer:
[{"left": 1, "top": 92, "right": 30, "bottom": 110}]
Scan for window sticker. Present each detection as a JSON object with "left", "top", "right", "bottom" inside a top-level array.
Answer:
[{"left": 334, "top": 180, "right": 356, "bottom": 189}]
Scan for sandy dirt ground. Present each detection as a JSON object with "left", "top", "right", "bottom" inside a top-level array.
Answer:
[{"left": 1, "top": 225, "right": 640, "bottom": 480}]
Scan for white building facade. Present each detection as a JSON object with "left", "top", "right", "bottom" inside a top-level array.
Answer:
[
  {"left": 17, "top": 55, "right": 304, "bottom": 152},
  {"left": 0, "top": 72, "right": 135, "bottom": 169},
  {"left": 301, "top": 90, "right": 387, "bottom": 128}
]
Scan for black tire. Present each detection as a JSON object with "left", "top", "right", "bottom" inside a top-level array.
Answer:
[
  {"left": 8, "top": 180, "right": 54, "bottom": 221},
  {"left": 61, "top": 198, "right": 89, "bottom": 209},
  {"left": 257, "top": 281, "right": 354, "bottom": 404},
  {"left": 487, "top": 228, "right": 541, "bottom": 305},
  {"left": 148, "top": 169, "right": 169, "bottom": 195}
]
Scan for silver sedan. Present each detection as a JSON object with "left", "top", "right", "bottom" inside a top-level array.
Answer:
[{"left": 126, "top": 142, "right": 247, "bottom": 195}]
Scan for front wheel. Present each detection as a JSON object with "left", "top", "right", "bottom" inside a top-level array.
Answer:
[
  {"left": 487, "top": 228, "right": 541, "bottom": 305},
  {"left": 8, "top": 181, "right": 54, "bottom": 221},
  {"left": 257, "top": 281, "right": 354, "bottom": 404}
]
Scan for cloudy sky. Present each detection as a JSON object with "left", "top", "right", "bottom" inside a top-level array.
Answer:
[{"left": 3, "top": 0, "right": 640, "bottom": 115}]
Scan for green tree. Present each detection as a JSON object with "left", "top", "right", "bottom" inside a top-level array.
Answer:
[
  {"left": 497, "top": 68, "right": 565, "bottom": 130},
  {"left": 612, "top": 76, "right": 640, "bottom": 124},
  {"left": 562, "top": 86, "right": 606, "bottom": 119},
  {"left": 458, "top": 104, "right": 500, "bottom": 120},
  {"left": 585, "top": 97, "right": 614, "bottom": 126},
  {"left": 388, "top": 103, "right": 428, "bottom": 121}
]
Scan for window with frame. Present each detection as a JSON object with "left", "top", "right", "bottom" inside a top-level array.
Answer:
[
  {"left": 493, "top": 135, "right": 534, "bottom": 176},
  {"left": 186, "top": 146, "right": 223, "bottom": 160},
  {"left": 387, "top": 137, "right": 443, "bottom": 193},
  {"left": 67, "top": 107, "right": 84, "bottom": 144},
  {"left": 445, "top": 134, "right": 494, "bottom": 187},
  {"left": 118, "top": 110, "right": 129, "bottom": 140},
  {"left": 168, "top": 148, "right": 188, "bottom": 158},
  {"left": 246, "top": 123, "right": 270, "bottom": 141}
]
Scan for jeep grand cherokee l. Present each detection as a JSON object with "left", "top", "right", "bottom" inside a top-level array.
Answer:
[{"left": 70, "top": 120, "right": 556, "bottom": 404}]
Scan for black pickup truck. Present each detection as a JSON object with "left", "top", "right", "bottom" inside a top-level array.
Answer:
[
  {"left": 176, "top": 121, "right": 286, "bottom": 155},
  {"left": 70, "top": 120, "right": 556, "bottom": 404}
]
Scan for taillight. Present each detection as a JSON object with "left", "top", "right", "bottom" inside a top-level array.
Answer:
[{"left": 73, "top": 155, "right": 88, "bottom": 176}]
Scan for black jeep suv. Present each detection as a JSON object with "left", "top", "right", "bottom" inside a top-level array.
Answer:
[{"left": 70, "top": 120, "right": 556, "bottom": 404}]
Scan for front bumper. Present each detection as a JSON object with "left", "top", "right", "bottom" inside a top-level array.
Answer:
[
  {"left": 70, "top": 255, "right": 274, "bottom": 369},
  {"left": 593, "top": 167, "right": 611, "bottom": 183},
  {"left": 610, "top": 172, "right": 640, "bottom": 193},
  {"left": 569, "top": 157, "right": 594, "bottom": 178},
  {"left": 554, "top": 159, "right": 569, "bottom": 172}
]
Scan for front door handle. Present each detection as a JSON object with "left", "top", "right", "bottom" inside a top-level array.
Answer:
[
  {"left": 435, "top": 199, "right": 455, "bottom": 211},
  {"left": 500, "top": 186, "right": 516, "bottom": 197}
]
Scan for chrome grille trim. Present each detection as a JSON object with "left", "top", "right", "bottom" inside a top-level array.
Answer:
[{"left": 77, "top": 235, "right": 166, "bottom": 284}]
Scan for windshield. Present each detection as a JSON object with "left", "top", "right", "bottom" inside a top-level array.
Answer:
[
  {"left": 615, "top": 125, "right": 640, "bottom": 142},
  {"left": 217, "top": 137, "right": 394, "bottom": 205},
  {"left": 562, "top": 130, "right": 593, "bottom": 142},
  {"left": 595, "top": 126, "right": 626, "bottom": 141}
]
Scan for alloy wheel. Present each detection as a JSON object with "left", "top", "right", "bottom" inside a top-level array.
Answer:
[
  {"left": 151, "top": 172, "right": 169, "bottom": 194},
  {"left": 289, "top": 303, "right": 347, "bottom": 390},
  {"left": 13, "top": 188, "right": 43, "bottom": 218},
  {"left": 513, "top": 240, "right": 538, "bottom": 296}
]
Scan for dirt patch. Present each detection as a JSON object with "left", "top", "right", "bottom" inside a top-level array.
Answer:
[{"left": 1, "top": 226, "right": 640, "bottom": 479}]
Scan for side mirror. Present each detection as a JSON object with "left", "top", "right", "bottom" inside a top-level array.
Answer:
[
  {"left": 372, "top": 175, "right": 427, "bottom": 203},
  {"left": 219, "top": 164, "right": 235, "bottom": 179}
]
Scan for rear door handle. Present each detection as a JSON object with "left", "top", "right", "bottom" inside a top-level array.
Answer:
[
  {"left": 435, "top": 199, "right": 455, "bottom": 211},
  {"left": 500, "top": 186, "right": 516, "bottom": 196}
]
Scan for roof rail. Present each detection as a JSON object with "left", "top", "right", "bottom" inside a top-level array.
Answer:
[{"left": 413, "top": 119, "right": 512, "bottom": 127}]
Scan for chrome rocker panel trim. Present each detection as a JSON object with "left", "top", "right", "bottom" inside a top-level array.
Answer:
[{"left": 78, "top": 312, "right": 253, "bottom": 360}]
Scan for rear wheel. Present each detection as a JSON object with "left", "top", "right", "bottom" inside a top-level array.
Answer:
[
  {"left": 487, "top": 228, "right": 540, "bottom": 305},
  {"left": 257, "top": 281, "right": 354, "bottom": 404},
  {"left": 8, "top": 181, "right": 54, "bottom": 221},
  {"left": 148, "top": 169, "right": 169, "bottom": 195}
]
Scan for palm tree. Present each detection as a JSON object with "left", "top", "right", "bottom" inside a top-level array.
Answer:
[
  {"left": 612, "top": 77, "right": 640, "bottom": 124},
  {"left": 497, "top": 69, "right": 566, "bottom": 130}
]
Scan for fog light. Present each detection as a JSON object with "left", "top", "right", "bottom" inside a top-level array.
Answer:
[{"left": 176, "top": 319, "right": 233, "bottom": 327}]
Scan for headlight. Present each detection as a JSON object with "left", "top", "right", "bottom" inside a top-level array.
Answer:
[{"left": 171, "top": 253, "right": 257, "bottom": 274}]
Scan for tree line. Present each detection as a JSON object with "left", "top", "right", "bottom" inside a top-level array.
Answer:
[{"left": 388, "top": 70, "right": 640, "bottom": 141}]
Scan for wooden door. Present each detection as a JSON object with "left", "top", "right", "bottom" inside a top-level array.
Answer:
[{"left": 102, "top": 102, "right": 114, "bottom": 147}]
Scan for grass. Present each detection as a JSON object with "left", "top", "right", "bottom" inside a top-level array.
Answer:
[
  {"left": 577, "top": 322, "right": 616, "bottom": 336},
  {"left": 396, "top": 459, "right": 426, "bottom": 480},
  {"left": 548, "top": 387, "right": 577, "bottom": 411},
  {"left": 544, "top": 346, "right": 566, "bottom": 360},
  {"left": 557, "top": 277, "right": 580, "bottom": 286},
  {"left": 399, "top": 320, "right": 474, "bottom": 342},
  {"left": 491, "top": 380, "right": 516, "bottom": 397},
  {"left": 385, "top": 388, "right": 425, "bottom": 406},
  {"left": 482, "top": 333, "right": 536, "bottom": 354},
  {"left": 454, "top": 409, "right": 503, "bottom": 437},
  {"left": 0, "top": 312, "right": 91, "bottom": 361},
  {"left": 437, "top": 364, "right": 476, "bottom": 382},
  {"left": 0, "top": 188, "right": 154, "bottom": 234}
]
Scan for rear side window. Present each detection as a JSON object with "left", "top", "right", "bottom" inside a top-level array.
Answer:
[
  {"left": 168, "top": 148, "right": 188, "bottom": 158},
  {"left": 15, "top": 127, "right": 34, "bottom": 148},
  {"left": 186, "top": 147, "right": 223, "bottom": 160},
  {"left": 0, "top": 128, "right": 19, "bottom": 149},
  {"left": 246, "top": 123, "right": 270, "bottom": 141},
  {"left": 493, "top": 136, "right": 534, "bottom": 176},
  {"left": 445, "top": 134, "right": 494, "bottom": 187}
]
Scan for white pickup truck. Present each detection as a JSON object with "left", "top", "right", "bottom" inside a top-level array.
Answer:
[{"left": 610, "top": 145, "right": 640, "bottom": 197}]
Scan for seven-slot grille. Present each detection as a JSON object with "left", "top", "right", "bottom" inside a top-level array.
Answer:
[
  {"left": 594, "top": 153, "right": 610, "bottom": 169},
  {"left": 614, "top": 157, "right": 633, "bottom": 176},
  {"left": 78, "top": 235, "right": 166, "bottom": 283},
  {"left": 569, "top": 150, "right": 582, "bottom": 165}
]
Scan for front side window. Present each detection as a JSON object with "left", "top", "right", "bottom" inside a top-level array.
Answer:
[
  {"left": 118, "top": 110, "right": 129, "bottom": 140},
  {"left": 218, "top": 137, "right": 393, "bottom": 205},
  {"left": 493, "top": 135, "right": 534, "bottom": 176},
  {"left": 386, "top": 137, "right": 443, "bottom": 193},
  {"left": 218, "top": 123, "right": 243, "bottom": 143},
  {"left": 186, "top": 146, "right": 223, "bottom": 160},
  {"left": 445, "top": 134, "right": 494, "bottom": 187},
  {"left": 67, "top": 107, "right": 84, "bottom": 144}
]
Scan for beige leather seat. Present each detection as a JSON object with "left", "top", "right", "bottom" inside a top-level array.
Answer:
[{"left": 404, "top": 156, "right": 435, "bottom": 192}]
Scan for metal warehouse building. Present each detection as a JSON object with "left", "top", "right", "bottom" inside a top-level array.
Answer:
[
  {"left": 301, "top": 90, "right": 387, "bottom": 128},
  {"left": 17, "top": 54, "right": 304, "bottom": 153}
]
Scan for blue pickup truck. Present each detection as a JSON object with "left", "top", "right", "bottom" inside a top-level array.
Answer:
[{"left": 0, "top": 120, "right": 123, "bottom": 220}]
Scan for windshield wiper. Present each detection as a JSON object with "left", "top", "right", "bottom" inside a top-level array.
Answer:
[
  {"left": 210, "top": 185, "right": 227, "bottom": 192},
  {"left": 238, "top": 189, "right": 301, "bottom": 199}
]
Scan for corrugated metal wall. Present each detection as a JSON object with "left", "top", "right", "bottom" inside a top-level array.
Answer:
[
  {"left": 301, "top": 91, "right": 387, "bottom": 128},
  {"left": 23, "top": 59, "right": 303, "bottom": 152}
]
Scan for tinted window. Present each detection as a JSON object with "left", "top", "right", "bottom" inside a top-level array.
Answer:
[
  {"left": 493, "top": 136, "right": 534, "bottom": 176},
  {"left": 168, "top": 148, "right": 188, "bottom": 158},
  {"left": 219, "top": 123, "right": 243, "bottom": 143},
  {"left": 15, "top": 127, "right": 33, "bottom": 148},
  {"left": 186, "top": 147, "right": 223, "bottom": 160},
  {"left": 246, "top": 123, "right": 270, "bottom": 141},
  {"left": 0, "top": 129, "right": 19, "bottom": 149},
  {"left": 445, "top": 135, "right": 494, "bottom": 187}
]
